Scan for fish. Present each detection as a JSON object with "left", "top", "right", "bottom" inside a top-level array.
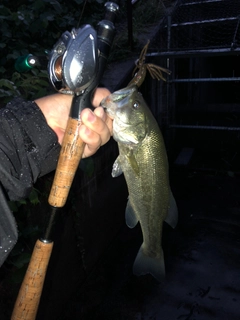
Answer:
[{"left": 101, "top": 85, "right": 178, "bottom": 282}]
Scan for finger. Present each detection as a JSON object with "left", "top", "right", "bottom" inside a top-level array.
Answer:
[
  {"left": 79, "top": 108, "right": 111, "bottom": 158},
  {"left": 94, "top": 107, "right": 113, "bottom": 136},
  {"left": 81, "top": 108, "right": 111, "bottom": 143},
  {"left": 94, "top": 106, "right": 107, "bottom": 121},
  {"left": 92, "top": 88, "right": 111, "bottom": 107},
  {"left": 79, "top": 124, "right": 102, "bottom": 158}
]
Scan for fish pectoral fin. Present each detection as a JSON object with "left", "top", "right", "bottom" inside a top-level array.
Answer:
[
  {"left": 133, "top": 245, "right": 165, "bottom": 282},
  {"left": 164, "top": 191, "right": 178, "bottom": 228},
  {"left": 112, "top": 157, "right": 123, "bottom": 177},
  {"left": 128, "top": 152, "right": 140, "bottom": 175},
  {"left": 125, "top": 199, "right": 138, "bottom": 228}
]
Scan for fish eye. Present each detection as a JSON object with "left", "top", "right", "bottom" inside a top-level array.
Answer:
[{"left": 133, "top": 101, "right": 139, "bottom": 109}]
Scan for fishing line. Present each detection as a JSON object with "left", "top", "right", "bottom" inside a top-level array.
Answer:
[{"left": 77, "top": 0, "right": 88, "bottom": 28}]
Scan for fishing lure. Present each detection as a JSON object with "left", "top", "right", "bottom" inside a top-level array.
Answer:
[{"left": 129, "top": 40, "right": 171, "bottom": 87}]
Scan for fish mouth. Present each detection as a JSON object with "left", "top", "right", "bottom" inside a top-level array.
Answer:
[
  {"left": 103, "top": 105, "right": 115, "bottom": 120},
  {"left": 101, "top": 85, "right": 137, "bottom": 120},
  {"left": 100, "top": 97, "right": 115, "bottom": 119}
]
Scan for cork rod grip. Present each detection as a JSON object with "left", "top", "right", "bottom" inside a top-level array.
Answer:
[
  {"left": 48, "top": 117, "right": 85, "bottom": 208},
  {"left": 11, "top": 118, "right": 84, "bottom": 320},
  {"left": 11, "top": 240, "right": 53, "bottom": 320}
]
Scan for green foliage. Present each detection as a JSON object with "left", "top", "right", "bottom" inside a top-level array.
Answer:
[
  {"left": 0, "top": 79, "right": 20, "bottom": 99},
  {"left": 0, "top": 0, "right": 166, "bottom": 102},
  {"left": 0, "top": 0, "right": 105, "bottom": 103},
  {"left": 8, "top": 188, "right": 40, "bottom": 213}
]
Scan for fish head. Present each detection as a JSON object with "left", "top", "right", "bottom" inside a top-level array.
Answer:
[{"left": 101, "top": 85, "right": 147, "bottom": 146}]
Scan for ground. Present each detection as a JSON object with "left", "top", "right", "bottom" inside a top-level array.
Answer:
[
  {"left": 21, "top": 156, "right": 239, "bottom": 320},
  {"left": 54, "top": 163, "right": 240, "bottom": 320}
]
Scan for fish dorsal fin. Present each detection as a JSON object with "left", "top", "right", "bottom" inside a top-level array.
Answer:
[{"left": 125, "top": 199, "right": 138, "bottom": 228}]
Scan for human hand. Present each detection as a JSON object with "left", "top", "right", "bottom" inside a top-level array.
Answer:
[{"left": 35, "top": 88, "right": 112, "bottom": 158}]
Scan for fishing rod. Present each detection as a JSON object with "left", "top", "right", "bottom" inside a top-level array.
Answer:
[{"left": 11, "top": 2, "right": 119, "bottom": 319}]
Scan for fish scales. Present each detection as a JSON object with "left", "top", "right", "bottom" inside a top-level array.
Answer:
[
  {"left": 101, "top": 85, "right": 178, "bottom": 282},
  {"left": 120, "top": 123, "right": 169, "bottom": 252}
]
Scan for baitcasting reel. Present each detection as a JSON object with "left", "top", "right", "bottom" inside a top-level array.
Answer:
[
  {"left": 48, "top": 25, "right": 98, "bottom": 95},
  {"left": 48, "top": 2, "right": 119, "bottom": 96}
]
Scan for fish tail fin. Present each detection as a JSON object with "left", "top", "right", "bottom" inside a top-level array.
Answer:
[
  {"left": 165, "top": 191, "right": 178, "bottom": 229},
  {"left": 133, "top": 245, "right": 165, "bottom": 282}
]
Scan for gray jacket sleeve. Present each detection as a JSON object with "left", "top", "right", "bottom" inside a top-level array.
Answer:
[{"left": 0, "top": 97, "right": 61, "bottom": 266}]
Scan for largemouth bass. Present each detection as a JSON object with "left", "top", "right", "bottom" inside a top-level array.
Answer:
[{"left": 101, "top": 85, "right": 178, "bottom": 282}]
